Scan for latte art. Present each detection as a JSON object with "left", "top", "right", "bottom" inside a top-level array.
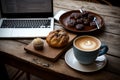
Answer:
[
  {"left": 79, "top": 40, "right": 97, "bottom": 50},
  {"left": 75, "top": 36, "right": 100, "bottom": 51},
  {"left": 84, "top": 40, "right": 93, "bottom": 46}
]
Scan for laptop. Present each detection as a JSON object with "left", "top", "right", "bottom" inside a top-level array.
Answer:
[{"left": 0, "top": 0, "right": 54, "bottom": 38}]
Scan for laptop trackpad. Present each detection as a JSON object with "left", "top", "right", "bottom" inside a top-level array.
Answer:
[
  {"left": 11, "top": 28, "right": 50, "bottom": 37},
  {"left": 12, "top": 29, "right": 36, "bottom": 37}
]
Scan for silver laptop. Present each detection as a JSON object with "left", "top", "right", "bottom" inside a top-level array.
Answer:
[{"left": 0, "top": 0, "right": 54, "bottom": 38}]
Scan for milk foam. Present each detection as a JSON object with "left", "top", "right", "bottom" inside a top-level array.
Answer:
[
  {"left": 75, "top": 36, "right": 100, "bottom": 51},
  {"left": 79, "top": 40, "right": 97, "bottom": 50}
]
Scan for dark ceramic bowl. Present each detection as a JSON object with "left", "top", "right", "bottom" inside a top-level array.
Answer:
[{"left": 59, "top": 10, "right": 104, "bottom": 33}]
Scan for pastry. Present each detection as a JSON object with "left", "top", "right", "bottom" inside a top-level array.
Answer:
[
  {"left": 66, "top": 11, "right": 96, "bottom": 30},
  {"left": 32, "top": 38, "right": 44, "bottom": 50},
  {"left": 46, "top": 29, "right": 69, "bottom": 48}
]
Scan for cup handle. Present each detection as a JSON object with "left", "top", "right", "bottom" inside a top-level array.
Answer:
[{"left": 98, "top": 44, "right": 108, "bottom": 56}]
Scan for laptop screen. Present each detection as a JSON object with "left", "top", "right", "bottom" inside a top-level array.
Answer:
[{"left": 0, "top": 0, "right": 53, "bottom": 18}]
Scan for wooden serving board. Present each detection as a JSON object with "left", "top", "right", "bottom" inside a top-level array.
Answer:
[{"left": 24, "top": 33, "right": 77, "bottom": 61}]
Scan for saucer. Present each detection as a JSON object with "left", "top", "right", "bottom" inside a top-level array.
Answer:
[{"left": 64, "top": 48, "right": 107, "bottom": 72}]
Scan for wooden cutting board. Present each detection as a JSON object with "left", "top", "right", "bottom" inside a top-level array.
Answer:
[{"left": 24, "top": 33, "right": 77, "bottom": 61}]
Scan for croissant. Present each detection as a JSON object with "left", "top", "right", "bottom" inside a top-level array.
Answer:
[{"left": 46, "top": 30, "right": 69, "bottom": 48}]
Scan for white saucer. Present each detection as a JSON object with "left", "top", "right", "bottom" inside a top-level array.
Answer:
[{"left": 64, "top": 48, "right": 107, "bottom": 72}]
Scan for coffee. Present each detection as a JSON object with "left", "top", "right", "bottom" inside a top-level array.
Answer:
[
  {"left": 75, "top": 36, "right": 101, "bottom": 51},
  {"left": 73, "top": 35, "right": 108, "bottom": 64}
]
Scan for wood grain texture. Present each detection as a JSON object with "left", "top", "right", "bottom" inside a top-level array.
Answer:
[
  {"left": 54, "top": 0, "right": 120, "bottom": 18},
  {"left": 0, "top": 0, "right": 120, "bottom": 80},
  {"left": 2, "top": 52, "right": 120, "bottom": 80},
  {"left": 24, "top": 33, "right": 77, "bottom": 61}
]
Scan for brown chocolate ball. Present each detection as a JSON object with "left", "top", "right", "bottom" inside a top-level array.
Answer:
[
  {"left": 75, "top": 24, "right": 84, "bottom": 30},
  {"left": 70, "top": 13, "right": 81, "bottom": 19},
  {"left": 83, "top": 18, "right": 90, "bottom": 26},
  {"left": 88, "top": 14, "right": 94, "bottom": 21},
  {"left": 67, "top": 19, "right": 76, "bottom": 27},
  {"left": 90, "top": 21, "right": 96, "bottom": 27},
  {"left": 76, "top": 18, "right": 83, "bottom": 24},
  {"left": 81, "top": 11, "right": 89, "bottom": 17}
]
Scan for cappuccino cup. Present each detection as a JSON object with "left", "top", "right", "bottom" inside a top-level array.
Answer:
[{"left": 73, "top": 35, "right": 108, "bottom": 64}]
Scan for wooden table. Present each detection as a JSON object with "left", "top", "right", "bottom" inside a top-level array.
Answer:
[{"left": 0, "top": 0, "right": 120, "bottom": 80}]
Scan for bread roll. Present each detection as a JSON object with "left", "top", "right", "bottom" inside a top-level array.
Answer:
[{"left": 46, "top": 30, "right": 69, "bottom": 48}]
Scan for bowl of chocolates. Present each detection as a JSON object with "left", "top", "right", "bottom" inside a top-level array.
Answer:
[{"left": 59, "top": 10, "right": 104, "bottom": 33}]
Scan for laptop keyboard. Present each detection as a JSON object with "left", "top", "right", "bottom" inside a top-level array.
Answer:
[{"left": 1, "top": 19, "right": 51, "bottom": 28}]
